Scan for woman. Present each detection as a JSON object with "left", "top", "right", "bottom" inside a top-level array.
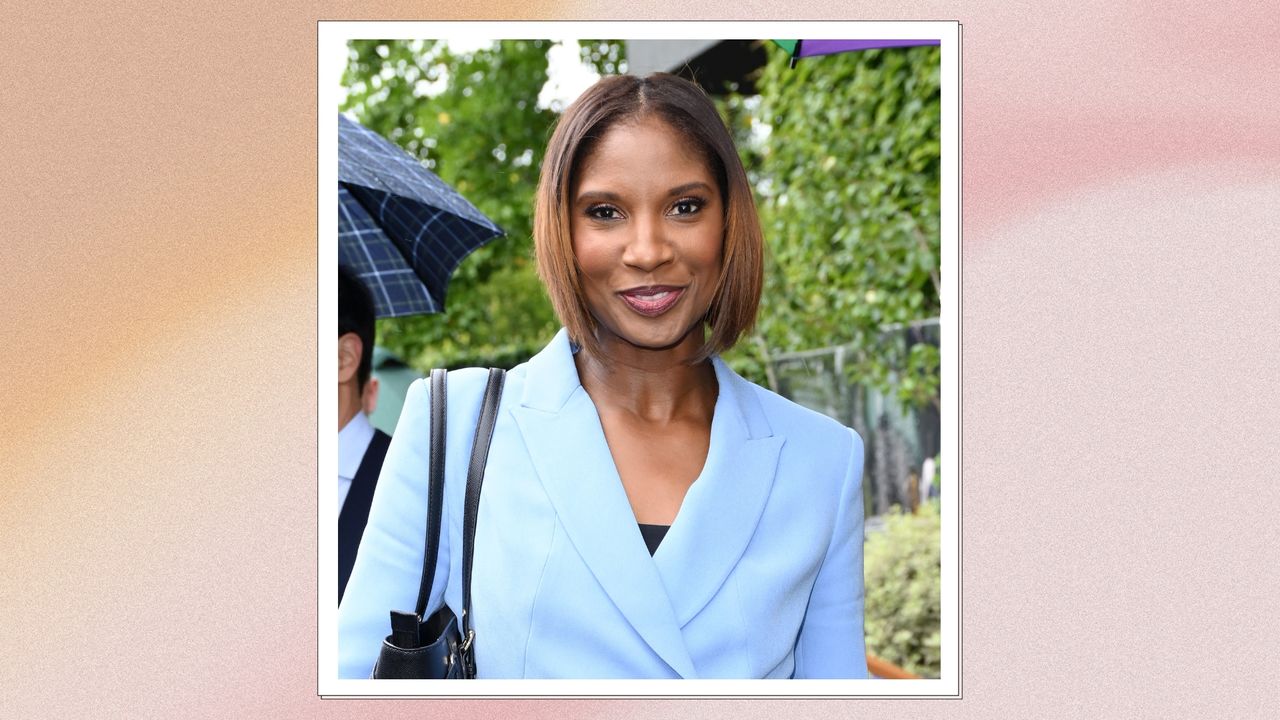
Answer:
[{"left": 338, "top": 73, "right": 867, "bottom": 679}]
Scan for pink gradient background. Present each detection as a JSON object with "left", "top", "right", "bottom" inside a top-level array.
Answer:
[{"left": 3, "top": 2, "right": 1278, "bottom": 718}]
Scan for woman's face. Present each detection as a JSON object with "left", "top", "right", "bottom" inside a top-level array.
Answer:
[{"left": 570, "top": 115, "right": 724, "bottom": 354}]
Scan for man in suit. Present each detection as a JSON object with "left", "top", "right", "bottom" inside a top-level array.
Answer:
[{"left": 338, "top": 266, "right": 391, "bottom": 604}]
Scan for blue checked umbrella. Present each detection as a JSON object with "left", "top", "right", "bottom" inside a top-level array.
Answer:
[{"left": 338, "top": 113, "right": 504, "bottom": 317}]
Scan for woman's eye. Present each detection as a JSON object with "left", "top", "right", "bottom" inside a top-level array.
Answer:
[
  {"left": 671, "top": 198, "right": 703, "bottom": 216},
  {"left": 587, "top": 205, "right": 620, "bottom": 220}
]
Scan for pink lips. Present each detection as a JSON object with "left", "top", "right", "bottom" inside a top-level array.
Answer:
[{"left": 618, "top": 286, "right": 685, "bottom": 317}]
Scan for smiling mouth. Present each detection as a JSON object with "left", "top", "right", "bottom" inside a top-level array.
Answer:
[{"left": 618, "top": 286, "right": 685, "bottom": 317}]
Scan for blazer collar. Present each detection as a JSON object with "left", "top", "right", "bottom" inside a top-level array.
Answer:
[
  {"left": 512, "top": 330, "right": 784, "bottom": 676},
  {"left": 654, "top": 356, "right": 783, "bottom": 628}
]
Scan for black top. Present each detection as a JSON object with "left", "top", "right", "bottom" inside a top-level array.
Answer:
[{"left": 638, "top": 523, "right": 670, "bottom": 556}]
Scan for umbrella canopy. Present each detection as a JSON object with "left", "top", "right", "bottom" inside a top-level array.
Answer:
[
  {"left": 338, "top": 113, "right": 504, "bottom": 318},
  {"left": 772, "top": 39, "right": 941, "bottom": 67}
]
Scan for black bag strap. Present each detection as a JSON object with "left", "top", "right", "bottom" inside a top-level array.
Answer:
[
  {"left": 412, "top": 368, "right": 449, "bottom": 618},
  {"left": 459, "top": 367, "right": 506, "bottom": 676}
]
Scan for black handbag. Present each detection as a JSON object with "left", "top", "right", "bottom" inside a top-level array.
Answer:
[{"left": 370, "top": 367, "right": 505, "bottom": 679}]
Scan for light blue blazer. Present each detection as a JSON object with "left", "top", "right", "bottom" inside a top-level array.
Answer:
[{"left": 338, "top": 329, "right": 867, "bottom": 679}]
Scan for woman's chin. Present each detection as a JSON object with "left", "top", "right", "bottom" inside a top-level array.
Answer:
[
  {"left": 623, "top": 334, "right": 688, "bottom": 352},
  {"left": 598, "top": 319, "right": 704, "bottom": 354}
]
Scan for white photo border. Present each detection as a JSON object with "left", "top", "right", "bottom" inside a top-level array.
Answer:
[{"left": 318, "top": 19, "right": 961, "bottom": 699}]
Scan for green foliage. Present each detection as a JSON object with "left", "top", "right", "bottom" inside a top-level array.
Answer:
[
  {"left": 722, "top": 45, "right": 942, "bottom": 408},
  {"left": 900, "top": 341, "right": 941, "bottom": 411},
  {"left": 578, "top": 39, "right": 627, "bottom": 76},
  {"left": 341, "top": 40, "right": 625, "bottom": 370},
  {"left": 863, "top": 500, "right": 942, "bottom": 677}
]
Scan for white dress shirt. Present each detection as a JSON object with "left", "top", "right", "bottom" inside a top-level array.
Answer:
[{"left": 338, "top": 411, "right": 376, "bottom": 513}]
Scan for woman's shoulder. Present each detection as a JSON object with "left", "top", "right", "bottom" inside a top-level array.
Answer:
[
  {"left": 445, "top": 365, "right": 503, "bottom": 389},
  {"left": 395, "top": 368, "right": 515, "bottom": 440},
  {"left": 722, "top": 362, "right": 862, "bottom": 460},
  {"left": 408, "top": 365, "right": 518, "bottom": 398}
]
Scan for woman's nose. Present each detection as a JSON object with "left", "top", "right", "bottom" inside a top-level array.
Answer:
[{"left": 621, "top": 215, "right": 675, "bottom": 271}]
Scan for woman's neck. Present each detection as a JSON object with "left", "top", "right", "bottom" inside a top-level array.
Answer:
[{"left": 573, "top": 331, "right": 718, "bottom": 425}]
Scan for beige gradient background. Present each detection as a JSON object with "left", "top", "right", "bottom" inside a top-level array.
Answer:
[{"left": 3, "top": 2, "right": 1278, "bottom": 718}]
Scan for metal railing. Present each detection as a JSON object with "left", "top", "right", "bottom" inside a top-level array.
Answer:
[{"left": 769, "top": 318, "right": 940, "bottom": 517}]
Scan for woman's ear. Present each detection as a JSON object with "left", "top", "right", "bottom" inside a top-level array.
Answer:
[{"left": 338, "top": 332, "right": 363, "bottom": 385}]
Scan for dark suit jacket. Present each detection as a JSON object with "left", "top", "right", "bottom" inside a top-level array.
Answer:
[{"left": 338, "top": 428, "right": 391, "bottom": 604}]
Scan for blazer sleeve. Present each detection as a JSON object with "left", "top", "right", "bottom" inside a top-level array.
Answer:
[
  {"left": 337, "top": 378, "right": 451, "bottom": 679},
  {"left": 792, "top": 427, "right": 869, "bottom": 678}
]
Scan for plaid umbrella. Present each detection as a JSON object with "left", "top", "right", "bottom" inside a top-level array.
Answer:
[
  {"left": 338, "top": 113, "right": 504, "bottom": 317},
  {"left": 772, "top": 39, "right": 941, "bottom": 68}
]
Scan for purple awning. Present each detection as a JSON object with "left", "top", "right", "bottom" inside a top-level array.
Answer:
[{"left": 796, "top": 39, "right": 940, "bottom": 57}]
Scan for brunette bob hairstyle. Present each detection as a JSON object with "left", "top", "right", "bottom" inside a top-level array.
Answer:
[{"left": 534, "top": 73, "right": 764, "bottom": 362}]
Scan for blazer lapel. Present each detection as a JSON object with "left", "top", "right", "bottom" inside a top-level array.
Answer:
[
  {"left": 652, "top": 357, "right": 784, "bottom": 627},
  {"left": 511, "top": 330, "right": 699, "bottom": 678}
]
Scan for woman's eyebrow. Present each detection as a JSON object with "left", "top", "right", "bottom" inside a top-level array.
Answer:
[
  {"left": 575, "top": 189, "right": 624, "bottom": 204},
  {"left": 667, "top": 181, "right": 713, "bottom": 197},
  {"left": 575, "top": 182, "right": 713, "bottom": 205}
]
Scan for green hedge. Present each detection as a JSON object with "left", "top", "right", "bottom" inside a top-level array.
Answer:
[
  {"left": 736, "top": 44, "right": 942, "bottom": 408},
  {"left": 864, "top": 500, "right": 941, "bottom": 677}
]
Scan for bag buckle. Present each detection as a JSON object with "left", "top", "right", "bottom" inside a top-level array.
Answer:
[{"left": 459, "top": 629, "right": 477, "bottom": 677}]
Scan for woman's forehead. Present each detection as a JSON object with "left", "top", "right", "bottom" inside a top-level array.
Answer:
[
  {"left": 575, "top": 117, "right": 714, "bottom": 186},
  {"left": 592, "top": 116, "right": 681, "bottom": 152}
]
